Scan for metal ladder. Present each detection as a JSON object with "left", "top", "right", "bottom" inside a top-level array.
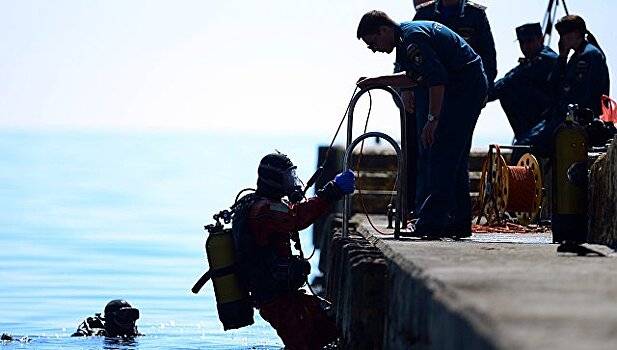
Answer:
[{"left": 342, "top": 86, "right": 408, "bottom": 239}]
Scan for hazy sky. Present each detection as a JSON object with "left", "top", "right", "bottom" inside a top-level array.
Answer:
[{"left": 1, "top": 0, "right": 615, "bottom": 145}]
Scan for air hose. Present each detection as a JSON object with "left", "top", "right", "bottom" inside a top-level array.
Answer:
[{"left": 302, "top": 86, "right": 360, "bottom": 195}]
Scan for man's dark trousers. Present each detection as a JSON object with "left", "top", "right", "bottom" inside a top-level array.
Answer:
[{"left": 416, "top": 73, "right": 488, "bottom": 232}]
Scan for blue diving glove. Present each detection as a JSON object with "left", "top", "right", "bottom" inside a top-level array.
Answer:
[{"left": 334, "top": 170, "right": 355, "bottom": 195}]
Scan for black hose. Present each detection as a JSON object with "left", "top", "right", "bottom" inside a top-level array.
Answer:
[
  {"left": 234, "top": 188, "right": 256, "bottom": 204},
  {"left": 302, "top": 86, "right": 359, "bottom": 194}
]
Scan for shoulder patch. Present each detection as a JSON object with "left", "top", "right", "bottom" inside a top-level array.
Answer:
[
  {"left": 406, "top": 43, "right": 420, "bottom": 57},
  {"left": 466, "top": 0, "right": 487, "bottom": 11},
  {"left": 407, "top": 43, "right": 424, "bottom": 66},
  {"left": 269, "top": 202, "right": 289, "bottom": 213},
  {"left": 415, "top": 0, "right": 436, "bottom": 10}
]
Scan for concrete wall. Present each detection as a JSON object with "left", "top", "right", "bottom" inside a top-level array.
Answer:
[
  {"left": 382, "top": 259, "right": 498, "bottom": 350},
  {"left": 325, "top": 227, "right": 388, "bottom": 349},
  {"left": 324, "top": 219, "right": 501, "bottom": 350}
]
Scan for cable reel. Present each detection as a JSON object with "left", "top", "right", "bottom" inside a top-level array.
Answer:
[
  {"left": 513, "top": 154, "right": 543, "bottom": 225},
  {"left": 478, "top": 145, "right": 543, "bottom": 225}
]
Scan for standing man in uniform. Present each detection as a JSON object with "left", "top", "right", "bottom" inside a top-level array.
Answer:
[
  {"left": 356, "top": 11, "right": 487, "bottom": 238},
  {"left": 413, "top": 0, "right": 497, "bottom": 87},
  {"left": 406, "top": 0, "right": 495, "bottom": 215},
  {"left": 488, "top": 23, "right": 558, "bottom": 150}
]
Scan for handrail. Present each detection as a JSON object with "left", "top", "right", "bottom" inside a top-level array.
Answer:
[
  {"left": 343, "top": 87, "right": 407, "bottom": 238},
  {"left": 343, "top": 132, "right": 403, "bottom": 239}
]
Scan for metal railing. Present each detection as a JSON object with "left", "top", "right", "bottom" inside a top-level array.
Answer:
[
  {"left": 343, "top": 132, "right": 404, "bottom": 238},
  {"left": 342, "top": 86, "right": 408, "bottom": 239}
]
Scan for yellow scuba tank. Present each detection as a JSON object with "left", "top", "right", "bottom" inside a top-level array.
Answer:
[
  {"left": 552, "top": 105, "right": 589, "bottom": 243},
  {"left": 192, "top": 209, "right": 254, "bottom": 330}
]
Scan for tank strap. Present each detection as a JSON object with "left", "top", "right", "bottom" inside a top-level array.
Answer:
[{"left": 191, "top": 265, "right": 237, "bottom": 294}]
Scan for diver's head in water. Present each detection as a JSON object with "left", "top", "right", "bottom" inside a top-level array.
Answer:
[{"left": 103, "top": 300, "right": 140, "bottom": 337}]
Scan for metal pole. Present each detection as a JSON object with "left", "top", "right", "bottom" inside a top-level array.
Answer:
[
  {"left": 345, "top": 86, "right": 408, "bottom": 228},
  {"left": 342, "top": 131, "right": 403, "bottom": 239},
  {"left": 560, "top": 0, "right": 569, "bottom": 16}
]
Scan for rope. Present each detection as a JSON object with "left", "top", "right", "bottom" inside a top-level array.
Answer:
[
  {"left": 497, "top": 144, "right": 537, "bottom": 214},
  {"left": 472, "top": 223, "right": 550, "bottom": 234},
  {"left": 504, "top": 166, "right": 536, "bottom": 212}
]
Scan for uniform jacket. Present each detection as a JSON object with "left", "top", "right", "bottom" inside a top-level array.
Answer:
[
  {"left": 490, "top": 46, "right": 558, "bottom": 137},
  {"left": 549, "top": 41, "right": 610, "bottom": 118},
  {"left": 414, "top": 0, "right": 497, "bottom": 84},
  {"left": 394, "top": 21, "right": 484, "bottom": 90}
]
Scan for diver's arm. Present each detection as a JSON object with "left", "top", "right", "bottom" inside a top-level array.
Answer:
[
  {"left": 248, "top": 197, "right": 331, "bottom": 238},
  {"left": 71, "top": 320, "right": 89, "bottom": 337}
]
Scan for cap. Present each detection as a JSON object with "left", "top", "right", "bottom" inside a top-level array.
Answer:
[{"left": 516, "top": 23, "right": 542, "bottom": 41}]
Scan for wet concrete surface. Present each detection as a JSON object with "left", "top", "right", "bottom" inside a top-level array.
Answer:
[{"left": 354, "top": 215, "right": 617, "bottom": 350}]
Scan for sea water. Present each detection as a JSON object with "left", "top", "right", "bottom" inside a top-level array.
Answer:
[{"left": 0, "top": 131, "right": 326, "bottom": 349}]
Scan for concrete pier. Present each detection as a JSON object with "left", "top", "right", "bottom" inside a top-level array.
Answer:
[
  {"left": 315, "top": 141, "right": 617, "bottom": 349},
  {"left": 326, "top": 215, "right": 617, "bottom": 349}
]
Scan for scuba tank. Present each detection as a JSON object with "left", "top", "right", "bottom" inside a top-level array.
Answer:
[
  {"left": 551, "top": 104, "right": 589, "bottom": 243},
  {"left": 191, "top": 195, "right": 255, "bottom": 331},
  {"left": 192, "top": 186, "right": 314, "bottom": 328}
]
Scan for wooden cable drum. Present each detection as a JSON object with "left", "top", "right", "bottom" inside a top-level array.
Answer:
[
  {"left": 497, "top": 151, "right": 542, "bottom": 225},
  {"left": 478, "top": 146, "right": 543, "bottom": 225},
  {"left": 492, "top": 146, "right": 508, "bottom": 216},
  {"left": 476, "top": 145, "right": 509, "bottom": 224}
]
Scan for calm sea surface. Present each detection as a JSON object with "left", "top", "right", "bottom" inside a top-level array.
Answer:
[{"left": 0, "top": 131, "right": 324, "bottom": 349}]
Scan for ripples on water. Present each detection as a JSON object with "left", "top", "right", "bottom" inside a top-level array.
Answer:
[{"left": 0, "top": 131, "right": 321, "bottom": 349}]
